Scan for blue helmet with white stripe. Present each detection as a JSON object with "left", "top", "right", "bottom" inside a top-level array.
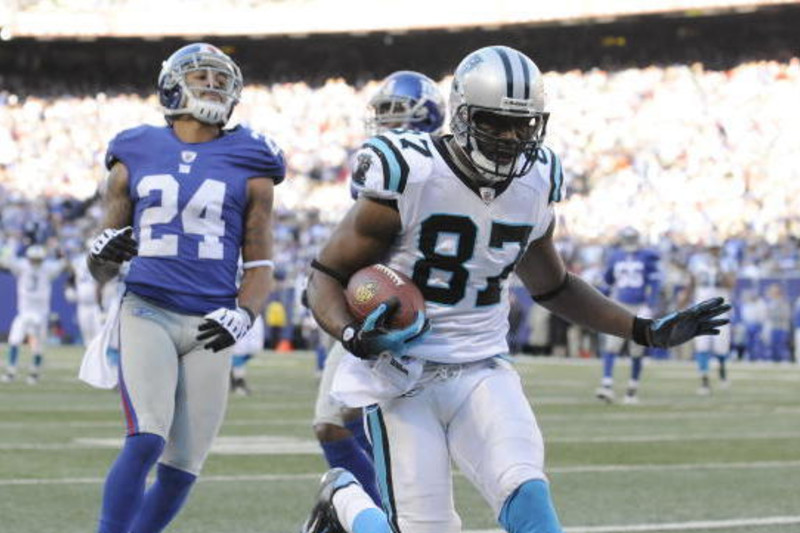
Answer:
[
  {"left": 366, "top": 71, "right": 445, "bottom": 135},
  {"left": 158, "top": 43, "right": 243, "bottom": 126},
  {"left": 449, "top": 45, "right": 549, "bottom": 184}
]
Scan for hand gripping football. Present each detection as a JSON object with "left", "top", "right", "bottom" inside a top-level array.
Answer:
[{"left": 345, "top": 264, "right": 425, "bottom": 329}]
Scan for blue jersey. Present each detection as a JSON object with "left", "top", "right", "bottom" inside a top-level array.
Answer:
[
  {"left": 105, "top": 125, "right": 284, "bottom": 315},
  {"left": 604, "top": 248, "right": 661, "bottom": 307}
]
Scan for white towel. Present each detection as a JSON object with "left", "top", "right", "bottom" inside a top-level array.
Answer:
[
  {"left": 79, "top": 283, "right": 124, "bottom": 389},
  {"left": 331, "top": 351, "right": 424, "bottom": 408}
]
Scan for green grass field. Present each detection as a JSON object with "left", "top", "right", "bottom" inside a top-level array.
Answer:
[{"left": 1, "top": 346, "right": 798, "bottom": 533}]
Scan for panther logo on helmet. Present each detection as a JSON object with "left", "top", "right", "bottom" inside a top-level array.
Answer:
[
  {"left": 366, "top": 71, "right": 446, "bottom": 135},
  {"left": 158, "top": 43, "right": 243, "bottom": 126},
  {"left": 449, "top": 46, "right": 549, "bottom": 185}
]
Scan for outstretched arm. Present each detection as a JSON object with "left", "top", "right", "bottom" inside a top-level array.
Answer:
[
  {"left": 515, "top": 221, "right": 637, "bottom": 339},
  {"left": 515, "top": 222, "right": 730, "bottom": 348}
]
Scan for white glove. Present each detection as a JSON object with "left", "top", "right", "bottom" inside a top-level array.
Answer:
[
  {"left": 196, "top": 307, "right": 254, "bottom": 352},
  {"left": 89, "top": 226, "right": 138, "bottom": 264}
]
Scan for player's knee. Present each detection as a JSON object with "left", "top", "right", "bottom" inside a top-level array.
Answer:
[
  {"left": 124, "top": 433, "right": 166, "bottom": 464},
  {"left": 313, "top": 422, "right": 352, "bottom": 443},
  {"left": 499, "top": 479, "right": 562, "bottom": 533}
]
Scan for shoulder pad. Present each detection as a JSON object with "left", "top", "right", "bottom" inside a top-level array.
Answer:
[
  {"left": 536, "top": 145, "right": 565, "bottom": 204},
  {"left": 353, "top": 130, "right": 435, "bottom": 200},
  {"left": 104, "top": 125, "right": 153, "bottom": 171},
  {"left": 234, "top": 127, "right": 287, "bottom": 184}
]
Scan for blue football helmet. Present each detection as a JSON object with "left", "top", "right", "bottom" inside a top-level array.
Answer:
[
  {"left": 618, "top": 226, "right": 641, "bottom": 251},
  {"left": 158, "top": 43, "right": 243, "bottom": 126},
  {"left": 366, "top": 71, "right": 445, "bottom": 135}
]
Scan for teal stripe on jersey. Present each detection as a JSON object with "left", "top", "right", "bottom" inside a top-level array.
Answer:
[
  {"left": 366, "top": 406, "right": 400, "bottom": 533},
  {"left": 547, "top": 147, "right": 564, "bottom": 203},
  {"left": 366, "top": 138, "right": 403, "bottom": 193}
]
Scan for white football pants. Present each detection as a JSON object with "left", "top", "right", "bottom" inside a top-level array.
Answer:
[{"left": 366, "top": 357, "right": 547, "bottom": 533}]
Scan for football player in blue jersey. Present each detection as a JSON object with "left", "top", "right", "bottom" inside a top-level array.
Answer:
[
  {"left": 595, "top": 227, "right": 661, "bottom": 404},
  {"left": 305, "top": 46, "right": 729, "bottom": 533},
  {"left": 308, "top": 70, "right": 446, "bottom": 514},
  {"left": 86, "top": 43, "right": 284, "bottom": 533}
]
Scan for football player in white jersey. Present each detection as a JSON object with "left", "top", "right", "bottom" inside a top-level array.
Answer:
[
  {"left": 1, "top": 245, "right": 67, "bottom": 384},
  {"left": 306, "top": 45, "right": 730, "bottom": 533},
  {"left": 65, "top": 251, "right": 103, "bottom": 346},
  {"left": 310, "top": 70, "right": 447, "bottom": 511},
  {"left": 685, "top": 243, "right": 736, "bottom": 395}
]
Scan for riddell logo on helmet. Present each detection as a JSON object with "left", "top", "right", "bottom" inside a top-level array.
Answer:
[{"left": 501, "top": 97, "right": 534, "bottom": 110}]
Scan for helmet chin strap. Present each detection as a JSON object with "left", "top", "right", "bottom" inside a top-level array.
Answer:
[
  {"left": 447, "top": 136, "right": 518, "bottom": 187},
  {"left": 443, "top": 137, "right": 491, "bottom": 186},
  {"left": 466, "top": 138, "right": 517, "bottom": 184}
]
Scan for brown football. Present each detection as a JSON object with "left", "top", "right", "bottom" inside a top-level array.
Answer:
[{"left": 345, "top": 264, "right": 425, "bottom": 329}]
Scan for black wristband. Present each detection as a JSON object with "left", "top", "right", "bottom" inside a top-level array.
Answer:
[
  {"left": 310, "top": 259, "right": 349, "bottom": 287},
  {"left": 341, "top": 322, "right": 363, "bottom": 358},
  {"left": 531, "top": 272, "right": 571, "bottom": 302},
  {"left": 632, "top": 316, "right": 653, "bottom": 347}
]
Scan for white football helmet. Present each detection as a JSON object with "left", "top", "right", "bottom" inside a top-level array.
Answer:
[
  {"left": 449, "top": 45, "right": 549, "bottom": 184},
  {"left": 158, "top": 43, "right": 243, "bottom": 126},
  {"left": 25, "top": 245, "right": 46, "bottom": 262}
]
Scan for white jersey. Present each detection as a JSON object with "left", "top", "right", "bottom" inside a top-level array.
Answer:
[
  {"left": 72, "top": 255, "right": 100, "bottom": 306},
  {"left": 689, "top": 255, "right": 734, "bottom": 303},
  {"left": 355, "top": 130, "right": 565, "bottom": 363},
  {"left": 6, "top": 258, "right": 64, "bottom": 315}
]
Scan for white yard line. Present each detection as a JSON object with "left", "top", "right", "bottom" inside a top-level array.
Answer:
[
  {"left": 549, "top": 459, "right": 800, "bottom": 474},
  {"left": 1, "top": 409, "right": 785, "bottom": 429},
  {"left": 465, "top": 515, "right": 800, "bottom": 532},
  {"left": 548, "top": 431, "right": 800, "bottom": 443},
  {"left": 2, "top": 430, "right": 800, "bottom": 452},
  {"left": 3, "top": 460, "right": 800, "bottom": 486}
]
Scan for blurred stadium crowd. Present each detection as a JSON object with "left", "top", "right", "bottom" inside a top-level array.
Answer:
[{"left": 1, "top": 6, "right": 799, "bottom": 360}]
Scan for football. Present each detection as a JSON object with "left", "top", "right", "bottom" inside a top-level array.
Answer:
[{"left": 345, "top": 264, "right": 425, "bottom": 329}]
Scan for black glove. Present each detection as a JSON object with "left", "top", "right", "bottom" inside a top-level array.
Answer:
[
  {"left": 196, "top": 307, "right": 255, "bottom": 353},
  {"left": 341, "top": 298, "right": 430, "bottom": 360},
  {"left": 633, "top": 297, "right": 730, "bottom": 348},
  {"left": 89, "top": 226, "right": 138, "bottom": 264}
]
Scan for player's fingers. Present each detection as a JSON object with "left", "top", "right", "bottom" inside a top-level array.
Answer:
[
  {"left": 696, "top": 328, "right": 720, "bottom": 337},
  {"left": 695, "top": 297, "right": 724, "bottom": 310},
  {"left": 208, "top": 336, "right": 233, "bottom": 352},
  {"left": 108, "top": 239, "right": 138, "bottom": 255},
  {"left": 702, "top": 318, "right": 729, "bottom": 329},
  {"left": 379, "top": 297, "right": 401, "bottom": 322},
  {"left": 404, "top": 314, "right": 429, "bottom": 343},
  {"left": 118, "top": 238, "right": 138, "bottom": 250},
  {"left": 363, "top": 302, "right": 389, "bottom": 331},
  {"left": 699, "top": 304, "right": 731, "bottom": 320},
  {"left": 104, "top": 242, "right": 136, "bottom": 259},
  {"left": 115, "top": 243, "right": 139, "bottom": 257},
  {"left": 196, "top": 327, "right": 218, "bottom": 341}
]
